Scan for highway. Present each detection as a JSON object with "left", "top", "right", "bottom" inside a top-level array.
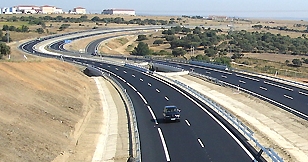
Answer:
[
  {"left": 88, "top": 62, "right": 257, "bottom": 161},
  {"left": 79, "top": 34, "right": 308, "bottom": 120},
  {"left": 19, "top": 27, "right": 273, "bottom": 161},
  {"left": 84, "top": 36, "right": 308, "bottom": 120}
]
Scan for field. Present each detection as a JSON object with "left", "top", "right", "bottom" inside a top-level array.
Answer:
[{"left": 3, "top": 14, "right": 308, "bottom": 81}]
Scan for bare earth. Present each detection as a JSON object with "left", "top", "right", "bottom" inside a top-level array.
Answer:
[{"left": 0, "top": 59, "right": 99, "bottom": 161}]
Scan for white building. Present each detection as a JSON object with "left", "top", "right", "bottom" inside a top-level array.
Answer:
[
  {"left": 0, "top": 7, "right": 22, "bottom": 14},
  {"left": 54, "top": 8, "right": 63, "bottom": 14},
  {"left": 15, "top": 5, "right": 40, "bottom": 14},
  {"left": 102, "top": 9, "right": 135, "bottom": 16},
  {"left": 40, "top": 5, "right": 56, "bottom": 14},
  {"left": 73, "top": 7, "right": 86, "bottom": 14}
]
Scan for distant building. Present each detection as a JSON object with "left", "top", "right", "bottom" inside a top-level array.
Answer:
[
  {"left": 15, "top": 5, "right": 40, "bottom": 14},
  {"left": 102, "top": 9, "right": 135, "bottom": 16},
  {"left": 207, "top": 15, "right": 229, "bottom": 21},
  {"left": 54, "top": 7, "right": 63, "bottom": 14},
  {"left": 40, "top": 5, "right": 56, "bottom": 14},
  {"left": 73, "top": 7, "right": 86, "bottom": 14}
]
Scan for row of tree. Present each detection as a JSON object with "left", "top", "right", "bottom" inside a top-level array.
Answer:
[
  {"left": 5, "top": 15, "right": 170, "bottom": 26},
  {"left": 131, "top": 26, "right": 308, "bottom": 67},
  {"left": 252, "top": 24, "right": 308, "bottom": 34},
  {"left": 161, "top": 26, "right": 308, "bottom": 56},
  {"left": 2, "top": 25, "right": 29, "bottom": 33}
]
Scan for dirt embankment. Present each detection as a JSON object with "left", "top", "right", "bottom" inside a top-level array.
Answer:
[{"left": 0, "top": 59, "right": 100, "bottom": 161}]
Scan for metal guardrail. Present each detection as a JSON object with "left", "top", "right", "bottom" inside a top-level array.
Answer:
[
  {"left": 124, "top": 64, "right": 283, "bottom": 162},
  {"left": 86, "top": 64, "right": 141, "bottom": 162},
  {"left": 233, "top": 69, "right": 308, "bottom": 90},
  {"left": 186, "top": 72, "right": 284, "bottom": 162}
]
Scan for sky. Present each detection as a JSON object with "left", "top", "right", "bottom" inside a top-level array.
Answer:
[{"left": 2, "top": 0, "right": 308, "bottom": 20}]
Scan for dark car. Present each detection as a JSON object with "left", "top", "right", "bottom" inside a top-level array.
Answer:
[{"left": 163, "top": 105, "right": 181, "bottom": 122}]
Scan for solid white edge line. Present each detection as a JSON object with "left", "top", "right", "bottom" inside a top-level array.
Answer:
[
  {"left": 165, "top": 96, "right": 169, "bottom": 101},
  {"left": 147, "top": 105, "right": 158, "bottom": 125},
  {"left": 137, "top": 91, "right": 148, "bottom": 105},
  {"left": 157, "top": 128, "right": 171, "bottom": 162},
  {"left": 152, "top": 77, "right": 256, "bottom": 160}
]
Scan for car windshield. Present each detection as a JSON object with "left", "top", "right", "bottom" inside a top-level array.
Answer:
[{"left": 166, "top": 108, "right": 177, "bottom": 112}]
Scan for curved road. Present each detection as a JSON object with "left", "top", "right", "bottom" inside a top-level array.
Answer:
[{"left": 20, "top": 28, "right": 267, "bottom": 161}]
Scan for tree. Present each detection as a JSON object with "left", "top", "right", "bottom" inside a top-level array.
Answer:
[
  {"left": 136, "top": 35, "right": 147, "bottom": 41},
  {"left": 2, "top": 25, "right": 9, "bottom": 31},
  {"left": 8, "top": 26, "right": 16, "bottom": 31},
  {"left": 2, "top": 33, "right": 12, "bottom": 42},
  {"left": 285, "top": 60, "right": 290, "bottom": 65},
  {"left": 172, "top": 48, "right": 186, "bottom": 57},
  {"left": 292, "top": 59, "right": 302, "bottom": 67},
  {"left": 192, "top": 54, "right": 210, "bottom": 62},
  {"left": 91, "top": 16, "right": 100, "bottom": 22},
  {"left": 59, "top": 24, "right": 70, "bottom": 31},
  {"left": 231, "top": 53, "right": 244, "bottom": 59},
  {"left": 21, "top": 25, "right": 29, "bottom": 32},
  {"left": 153, "top": 39, "right": 164, "bottom": 45},
  {"left": 36, "top": 28, "right": 44, "bottom": 34},
  {"left": 214, "top": 56, "right": 231, "bottom": 66},
  {"left": 0, "top": 42, "right": 11, "bottom": 59},
  {"left": 80, "top": 15, "right": 88, "bottom": 21},
  {"left": 131, "top": 42, "right": 151, "bottom": 56}
]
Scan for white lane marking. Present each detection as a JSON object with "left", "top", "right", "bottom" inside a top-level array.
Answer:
[
  {"left": 123, "top": 71, "right": 127, "bottom": 73},
  {"left": 147, "top": 105, "right": 158, "bottom": 125},
  {"left": 221, "top": 75, "right": 227, "bottom": 78},
  {"left": 115, "top": 68, "right": 118, "bottom": 71},
  {"left": 100, "top": 63, "right": 103, "bottom": 66},
  {"left": 152, "top": 74, "right": 252, "bottom": 157},
  {"left": 116, "top": 76, "right": 126, "bottom": 83},
  {"left": 132, "top": 74, "right": 135, "bottom": 78},
  {"left": 264, "top": 81, "right": 293, "bottom": 91},
  {"left": 107, "top": 65, "right": 110, "bottom": 68},
  {"left": 140, "top": 78, "right": 143, "bottom": 82},
  {"left": 165, "top": 96, "right": 169, "bottom": 101},
  {"left": 197, "top": 138, "right": 205, "bottom": 148},
  {"left": 127, "top": 83, "right": 137, "bottom": 92},
  {"left": 137, "top": 91, "right": 148, "bottom": 105},
  {"left": 260, "top": 86, "right": 267, "bottom": 91},
  {"left": 220, "top": 80, "right": 308, "bottom": 120},
  {"left": 84, "top": 60, "right": 88, "bottom": 62},
  {"left": 156, "top": 89, "right": 160, "bottom": 93},
  {"left": 185, "top": 119, "right": 191, "bottom": 127},
  {"left": 206, "top": 71, "right": 211, "bottom": 74},
  {"left": 148, "top": 83, "right": 152, "bottom": 87},
  {"left": 239, "top": 80, "right": 246, "bottom": 84},
  {"left": 157, "top": 128, "right": 171, "bottom": 162},
  {"left": 299, "top": 91, "right": 308, "bottom": 96},
  {"left": 284, "top": 94, "right": 293, "bottom": 100},
  {"left": 92, "top": 62, "right": 95, "bottom": 64},
  {"left": 235, "top": 74, "right": 260, "bottom": 82}
]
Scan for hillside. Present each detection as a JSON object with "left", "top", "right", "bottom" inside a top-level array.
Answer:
[{"left": 0, "top": 59, "right": 101, "bottom": 161}]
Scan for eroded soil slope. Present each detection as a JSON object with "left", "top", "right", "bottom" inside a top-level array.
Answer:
[{"left": 0, "top": 59, "right": 97, "bottom": 161}]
